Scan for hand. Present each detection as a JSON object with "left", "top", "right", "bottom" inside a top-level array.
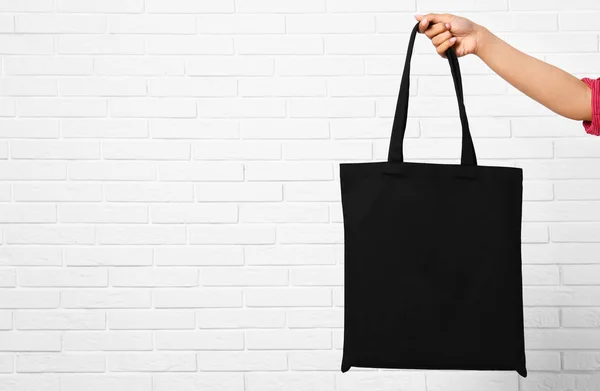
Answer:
[{"left": 415, "top": 14, "right": 486, "bottom": 58}]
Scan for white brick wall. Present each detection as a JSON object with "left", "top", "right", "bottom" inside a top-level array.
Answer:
[{"left": 0, "top": 1, "right": 598, "bottom": 390}]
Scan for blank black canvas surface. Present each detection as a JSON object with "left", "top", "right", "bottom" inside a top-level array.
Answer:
[{"left": 339, "top": 22, "right": 527, "bottom": 377}]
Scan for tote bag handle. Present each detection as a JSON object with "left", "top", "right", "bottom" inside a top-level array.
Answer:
[{"left": 387, "top": 22, "right": 478, "bottom": 166}]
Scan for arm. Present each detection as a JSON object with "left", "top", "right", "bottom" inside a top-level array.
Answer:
[{"left": 416, "top": 14, "right": 593, "bottom": 122}]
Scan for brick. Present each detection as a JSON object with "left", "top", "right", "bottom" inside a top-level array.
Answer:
[
  {"left": 65, "top": 247, "right": 153, "bottom": 266},
  {"left": 0, "top": 0, "right": 53, "bottom": 11},
  {"left": 197, "top": 309, "right": 285, "bottom": 329},
  {"left": 519, "top": 159, "right": 600, "bottom": 180},
  {"left": 198, "top": 15, "right": 285, "bottom": 34},
  {"left": 19, "top": 268, "right": 108, "bottom": 287},
  {"left": 277, "top": 224, "right": 343, "bottom": 244},
  {"left": 560, "top": 12, "right": 600, "bottom": 31},
  {"left": 236, "top": 36, "right": 322, "bottom": 55},
  {"left": 526, "top": 329, "right": 600, "bottom": 349},
  {"left": 147, "top": 36, "right": 233, "bottom": 55},
  {"left": 240, "top": 78, "right": 326, "bottom": 97},
  {"left": 195, "top": 183, "right": 282, "bottom": 202},
  {"left": 189, "top": 225, "right": 275, "bottom": 245},
  {"left": 197, "top": 98, "right": 285, "bottom": 118},
  {"left": 0, "top": 119, "right": 59, "bottom": 138},
  {"left": 563, "top": 352, "right": 600, "bottom": 370},
  {"left": 104, "top": 183, "right": 193, "bottom": 202},
  {"left": 246, "top": 330, "right": 331, "bottom": 350},
  {"left": 201, "top": 267, "right": 288, "bottom": 287},
  {"left": 288, "top": 15, "right": 375, "bottom": 33},
  {"left": 110, "top": 99, "right": 196, "bottom": 119},
  {"left": 59, "top": 78, "right": 146, "bottom": 97},
  {"left": 155, "top": 331, "right": 244, "bottom": 350},
  {"left": 236, "top": 0, "right": 325, "bottom": 13},
  {"left": 288, "top": 351, "right": 341, "bottom": 370},
  {"left": 245, "top": 245, "right": 341, "bottom": 265},
  {"left": 97, "top": 225, "right": 187, "bottom": 245},
  {"left": 328, "top": 0, "right": 414, "bottom": 12},
  {"left": 510, "top": 0, "right": 599, "bottom": 10},
  {"left": 149, "top": 78, "right": 237, "bottom": 98},
  {"left": 15, "top": 311, "right": 105, "bottom": 330},
  {"left": 562, "top": 308, "right": 600, "bottom": 328},
  {"left": 58, "top": 0, "right": 143, "bottom": 12},
  {"left": 11, "top": 140, "right": 100, "bottom": 159},
  {"left": 109, "top": 15, "right": 196, "bottom": 34},
  {"left": 62, "top": 290, "right": 151, "bottom": 309},
  {"left": 240, "top": 203, "right": 329, "bottom": 223},
  {"left": 0, "top": 36, "right": 53, "bottom": 54},
  {"left": 503, "top": 33, "right": 597, "bottom": 53},
  {"left": 58, "top": 36, "right": 144, "bottom": 55},
  {"left": 153, "top": 289, "right": 242, "bottom": 308},
  {"left": 524, "top": 202, "right": 600, "bottom": 222},
  {"left": 326, "top": 35, "right": 407, "bottom": 55},
  {"left": 0, "top": 247, "right": 62, "bottom": 267},
  {"left": 0, "top": 376, "right": 58, "bottom": 391},
  {"left": 18, "top": 98, "right": 106, "bottom": 118},
  {"left": 284, "top": 182, "right": 342, "bottom": 202},
  {"left": 276, "top": 57, "right": 364, "bottom": 76},
  {"left": 0, "top": 204, "right": 55, "bottom": 223},
  {"left": 197, "top": 351, "right": 287, "bottom": 371},
  {"left": 524, "top": 287, "right": 600, "bottom": 306},
  {"left": 522, "top": 265, "right": 560, "bottom": 285},
  {"left": 1, "top": 77, "right": 57, "bottom": 97},
  {"left": 563, "top": 265, "right": 600, "bottom": 285},
  {"left": 556, "top": 139, "right": 600, "bottom": 158},
  {"left": 5, "top": 57, "right": 93, "bottom": 76},
  {"left": 0, "top": 332, "right": 60, "bottom": 351},
  {"left": 102, "top": 141, "right": 190, "bottom": 160},
  {"left": 289, "top": 98, "right": 374, "bottom": 118},
  {"left": 245, "top": 288, "right": 332, "bottom": 307},
  {"left": 61, "top": 375, "right": 152, "bottom": 391},
  {"left": 426, "top": 372, "right": 516, "bottom": 391},
  {"left": 146, "top": 0, "right": 234, "bottom": 13},
  {"left": 331, "top": 118, "right": 418, "bottom": 139},
  {"left": 95, "top": 57, "right": 184, "bottom": 76},
  {"left": 290, "top": 267, "right": 343, "bottom": 286},
  {"left": 0, "top": 291, "right": 58, "bottom": 309},
  {"left": 151, "top": 119, "right": 238, "bottom": 139},
  {"left": 526, "top": 351, "right": 561, "bottom": 371},
  {"left": 154, "top": 247, "right": 243, "bottom": 266},
  {"left": 108, "top": 310, "right": 195, "bottom": 330},
  {"left": 287, "top": 309, "right": 343, "bottom": 328},
  {"left": 62, "top": 119, "right": 148, "bottom": 139},
  {"left": 283, "top": 140, "right": 372, "bottom": 160},
  {"left": 109, "top": 353, "right": 196, "bottom": 372},
  {"left": 241, "top": 119, "right": 329, "bottom": 139},
  {"left": 111, "top": 268, "right": 199, "bottom": 287},
  {"left": 69, "top": 161, "right": 156, "bottom": 181},
  {"left": 187, "top": 57, "right": 273, "bottom": 76},
  {"left": 246, "top": 373, "right": 336, "bottom": 391},
  {"left": 154, "top": 374, "right": 244, "bottom": 391},
  {"left": 63, "top": 331, "right": 152, "bottom": 351},
  {"left": 151, "top": 204, "right": 237, "bottom": 223},
  {"left": 194, "top": 141, "right": 281, "bottom": 160},
  {"left": 6, "top": 226, "right": 94, "bottom": 245},
  {"left": 16, "top": 15, "right": 106, "bottom": 33},
  {"left": 17, "top": 354, "right": 105, "bottom": 373}
]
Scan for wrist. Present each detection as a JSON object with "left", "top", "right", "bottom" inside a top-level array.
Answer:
[{"left": 473, "top": 25, "right": 492, "bottom": 57}]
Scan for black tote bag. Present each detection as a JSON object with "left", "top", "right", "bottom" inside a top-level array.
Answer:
[{"left": 340, "top": 23, "right": 527, "bottom": 377}]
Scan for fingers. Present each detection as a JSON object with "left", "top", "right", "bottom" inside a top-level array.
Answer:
[
  {"left": 432, "top": 31, "right": 453, "bottom": 46},
  {"left": 436, "top": 37, "right": 457, "bottom": 58},
  {"left": 417, "top": 16, "right": 430, "bottom": 33},
  {"left": 424, "top": 22, "right": 448, "bottom": 39},
  {"left": 420, "top": 13, "right": 453, "bottom": 25}
]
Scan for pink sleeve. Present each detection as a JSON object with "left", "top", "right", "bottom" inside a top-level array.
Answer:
[{"left": 581, "top": 77, "right": 600, "bottom": 136}]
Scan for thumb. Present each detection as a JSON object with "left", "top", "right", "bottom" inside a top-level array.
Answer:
[{"left": 420, "top": 13, "right": 452, "bottom": 25}]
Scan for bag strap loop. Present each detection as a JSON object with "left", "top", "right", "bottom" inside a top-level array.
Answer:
[{"left": 387, "top": 22, "right": 478, "bottom": 166}]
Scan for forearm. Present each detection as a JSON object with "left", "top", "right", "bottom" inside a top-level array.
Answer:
[{"left": 475, "top": 27, "right": 592, "bottom": 121}]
